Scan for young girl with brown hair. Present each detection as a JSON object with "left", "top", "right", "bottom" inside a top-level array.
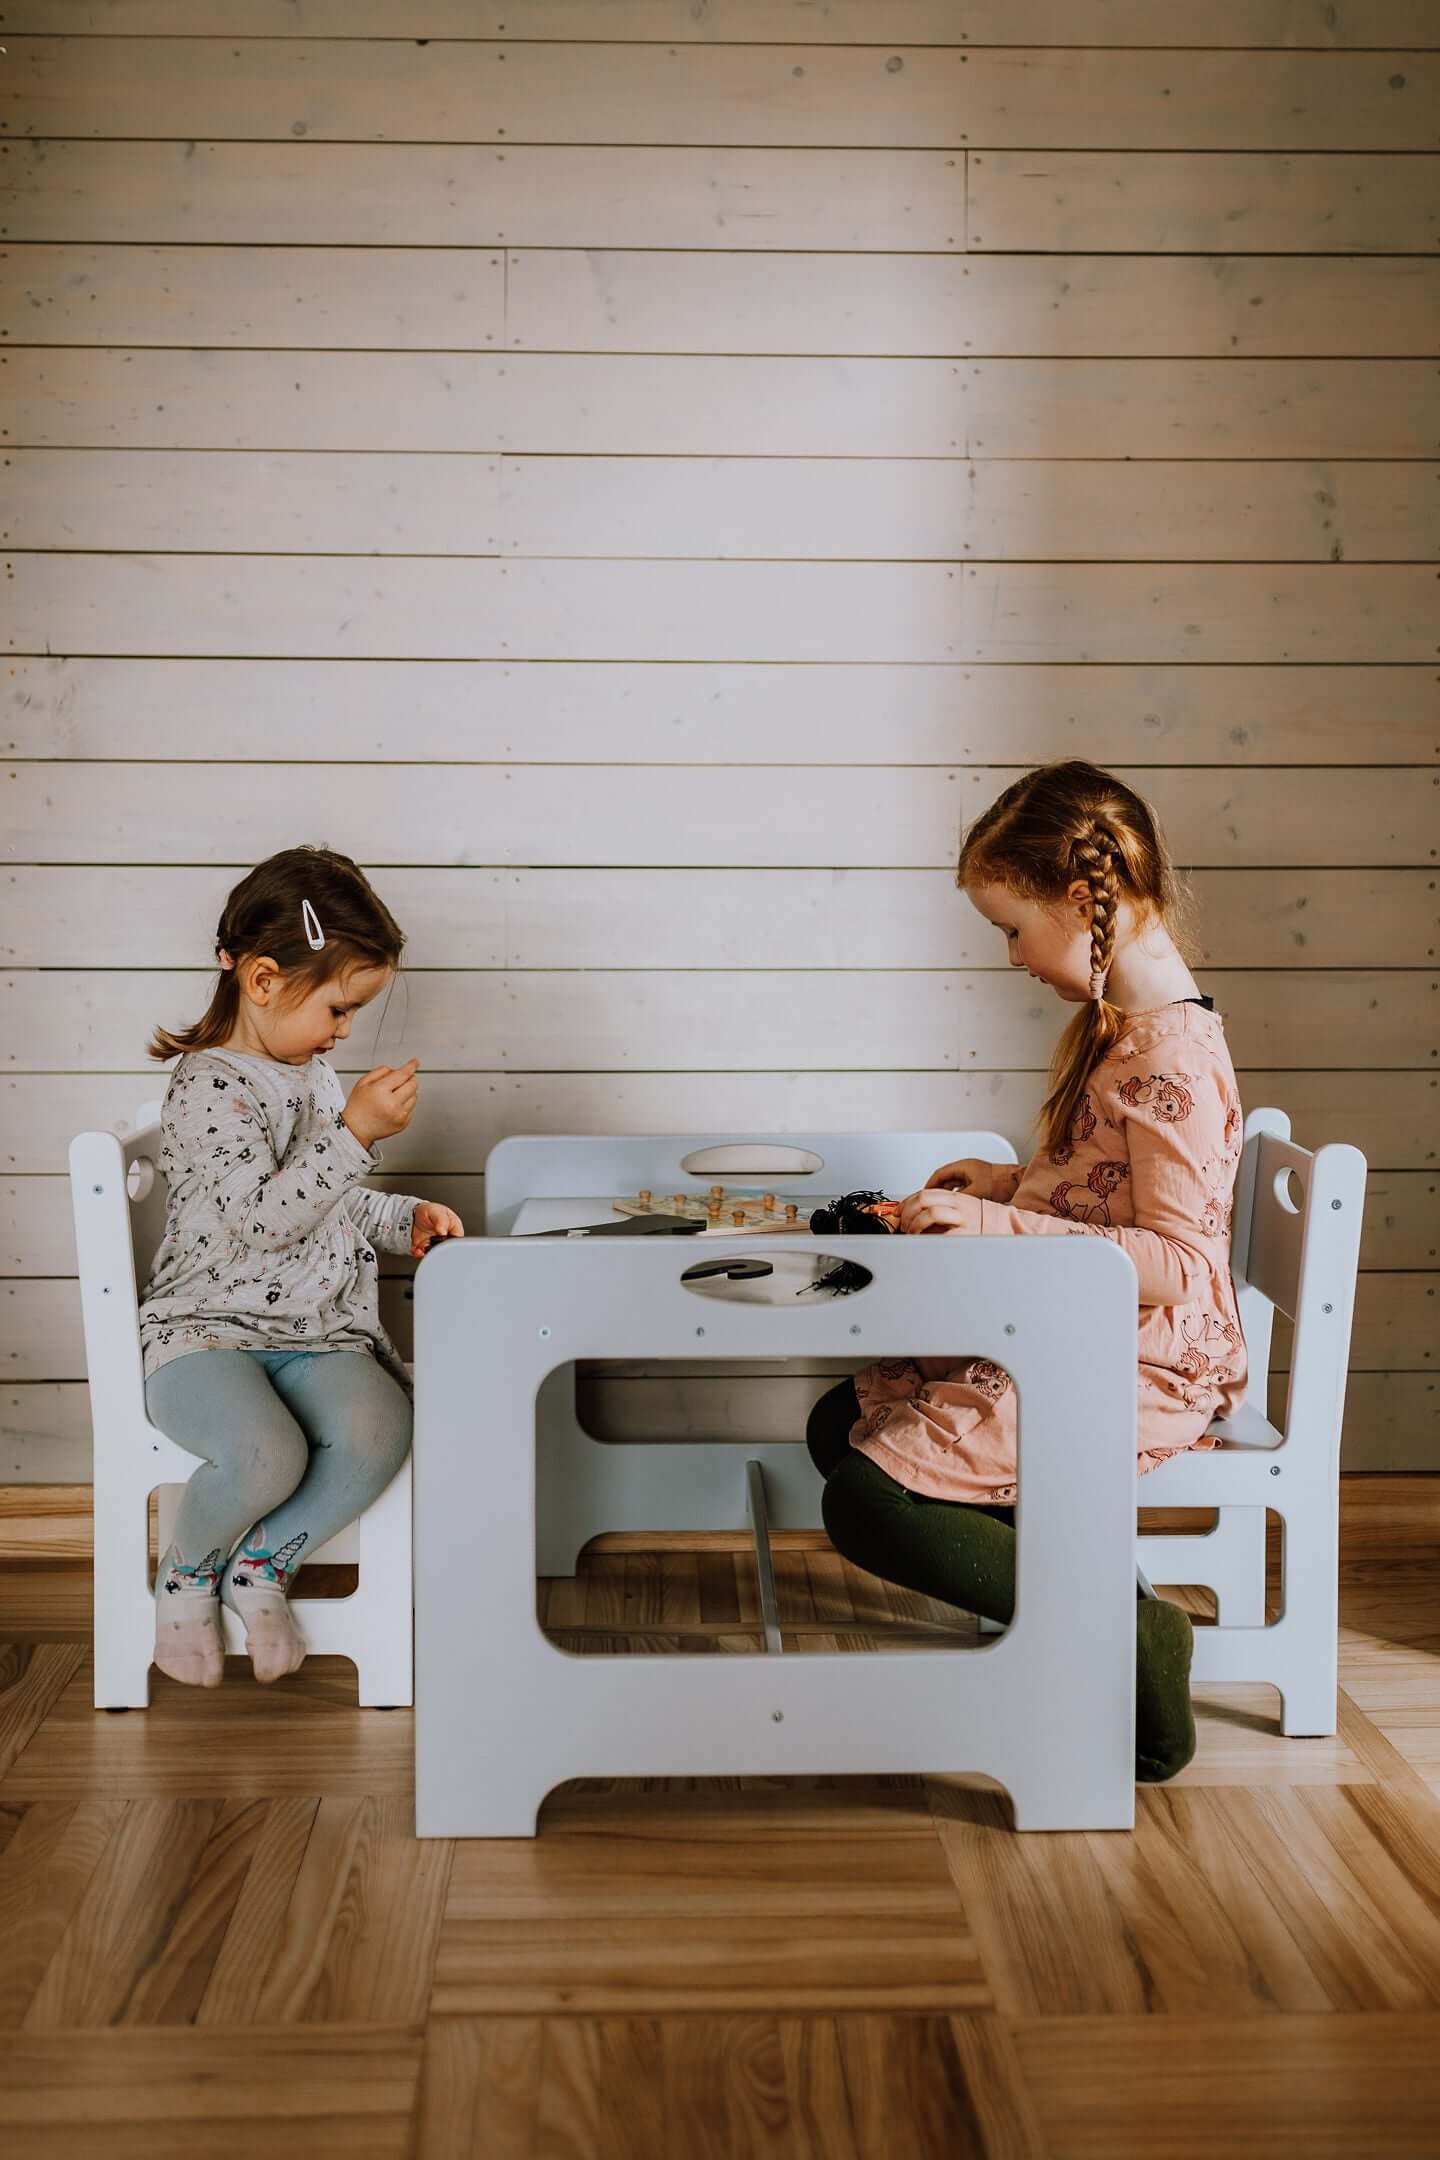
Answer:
[
  {"left": 807, "top": 760, "right": 1247, "bottom": 1782},
  {"left": 140, "top": 846, "right": 464, "bottom": 1690}
]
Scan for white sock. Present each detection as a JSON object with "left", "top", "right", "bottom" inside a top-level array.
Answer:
[
  {"left": 153, "top": 1548, "right": 225, "bottom": 1688},
  {"left": 221, "top": 1571, "right": 308, "bottom": 1684}
]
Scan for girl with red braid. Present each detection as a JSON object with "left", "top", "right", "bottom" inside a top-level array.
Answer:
[{"left": 807, "top": 761, "right": 1247, "bottom": 1782}]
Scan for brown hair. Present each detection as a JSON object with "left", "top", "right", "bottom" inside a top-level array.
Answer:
[
  {"left": 956, "top": 760, "right": 1191, "bottom": 1157},
  {"left": 148, "top": 845, "right": 406, "bottom": 1062}
]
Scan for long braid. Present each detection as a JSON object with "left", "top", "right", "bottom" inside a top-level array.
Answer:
[
  {"left": 1037, "top": 823, "right": 1126, "bottom": 1155},
  {"left": 1072, "top": 825, "right": 1120, "bottom": 1002}
]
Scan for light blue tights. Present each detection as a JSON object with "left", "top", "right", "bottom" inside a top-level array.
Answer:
[{"left": 144, "top": 1346, "right": 411, "bottom": 1683}]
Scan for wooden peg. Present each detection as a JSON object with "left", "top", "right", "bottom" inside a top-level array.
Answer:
[
  {"left": 672, "top": 1195, "right": 687, "bottom": 1211},
  {"left": 784, "top": 1202, "right": 800, "bottom": 1223},
  {"left": 637, "top": 1189, "right": 652, "bottom": 1210},
  {"left": 762, "top": 1193, "right": 776, "bottom": 1213},
  {"left": 732, "top": 1208, "right": 747, "bottom": 1226},
  {"left": 710, "top": 1184, "right": 724, "bottom": 1202}
]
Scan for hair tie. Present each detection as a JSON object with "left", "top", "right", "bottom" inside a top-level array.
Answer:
[
  {"left": 217, "top": 947, "right": 235, "bottom": 971},
  {"left": 301, "top": 898, "right": 326, "bottom": 952}
]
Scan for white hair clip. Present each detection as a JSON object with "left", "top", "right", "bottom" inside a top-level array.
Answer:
[{"left": 301, "top": 899, "right": 326, "bottom": 952}]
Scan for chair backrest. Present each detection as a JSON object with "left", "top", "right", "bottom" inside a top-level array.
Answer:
[
  {"left": 483, "top": 1130, "right": 1018, "bottom": 1236},
  {"left": 1228, "top": 1107, "right": 1366, "bottom": 1446},
  {"left": 68, "top": 1107, "right": 166, "bottom": 1430}
]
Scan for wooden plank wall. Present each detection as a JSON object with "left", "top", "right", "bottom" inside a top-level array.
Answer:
[{"left": 1, "top": 2, "right": 1436, "bottom": 1480}]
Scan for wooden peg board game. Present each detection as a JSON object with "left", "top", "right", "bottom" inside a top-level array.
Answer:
[{"left": 613, "top": 1186, "right": 818, "bottom": 1234}]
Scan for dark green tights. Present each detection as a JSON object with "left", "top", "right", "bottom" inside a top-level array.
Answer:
[{"left": 807, "top": 1382, "right": 1196, "bottom": 1784}]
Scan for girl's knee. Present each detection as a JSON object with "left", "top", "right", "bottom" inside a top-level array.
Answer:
[
  {"left": 246, "top": 1425, "right": 310, "bottom": 1505},
  {"left": 351, "top": 1405, "right": 411, "bottom": 1490},
  {"left": 374, "top": 1415, "right": 412, "bottom": 1487},
  {"left": 821, "top": 1453, "right": 895, "bottom": 1567},
  {"left": 807, "top": 1380, "right": 860, "bottom": 1478}
]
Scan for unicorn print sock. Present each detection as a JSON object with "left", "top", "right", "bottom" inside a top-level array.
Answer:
[
  {"left": 154, "top": 1546, "right": 225, "bottom": 1688},
  {"left": 220, "top": 1526, "right": 309, "bottom": 1684}
]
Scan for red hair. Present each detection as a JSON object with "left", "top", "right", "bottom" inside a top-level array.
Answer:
[{"left": 957, "top": 761, "right": 1191, "bottom": 1157}]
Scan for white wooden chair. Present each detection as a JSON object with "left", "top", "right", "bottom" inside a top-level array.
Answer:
[
  {"left": 69, "top": 1112, "right": 414, "bottom": 1709},
  {"left": 1137, "top": 1108, "right": 1366, "bottom": 1735}
]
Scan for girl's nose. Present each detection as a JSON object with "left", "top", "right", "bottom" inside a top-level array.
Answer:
[{"left": 336, "top": 1017, "right": 351, "bottom": 1038}]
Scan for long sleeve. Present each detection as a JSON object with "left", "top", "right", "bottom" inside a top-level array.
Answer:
[
  {"left": 163, "top": 1061, "right": 377, "bottom": 1253},
  {"left": 345, "top": 1183, "right": 419, "bottom": 1256},
  {"left": 989, "top": 1163, "right": 1025, "bottom": 1205},
  {"left": 978, "top": 1054, "right": 1236, "bottom": 1309}
]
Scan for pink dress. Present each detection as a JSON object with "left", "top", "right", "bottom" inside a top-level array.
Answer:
[{"left": 850, "top": 1000, "right": 1248, "bottom": 1505}]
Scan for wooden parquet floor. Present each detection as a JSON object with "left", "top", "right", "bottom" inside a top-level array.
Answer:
[{"left": 2, "top": 1487, "right": 1439, "bottom": 2158}]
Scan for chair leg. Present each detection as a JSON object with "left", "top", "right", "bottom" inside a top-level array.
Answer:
[
  {"left": 92, "top": 1475, "right": 154, "bottom": 1710},
  {"left": 1278, "top": 1664, "right": 1338, "bottom": 1739},
  {"left": 1277, "top": 1498, "right": 1339, "bottom": 1737},
  {"left": 1209, "top": 1506, "right": 1269, "bottom": 1628},
  {"left": 352, "top": 1455, "right": 414, "bottom": 1708}
]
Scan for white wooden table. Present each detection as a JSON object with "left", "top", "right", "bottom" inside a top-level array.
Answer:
[{"left": 412, "top": 1218, "right": 1140, "bottom": 1838}]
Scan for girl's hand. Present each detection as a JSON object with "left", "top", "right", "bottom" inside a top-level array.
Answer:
[
  {"left": 900, "top": 1188, "right": 985, "bottom": 1237},
  {"left": 343, "top": 1059, "right": 420, "bottom": 1149},
  {"left": 924, "top": 1155, "right": 995, "bottom": 1199},
  {"left": 411, "top": 1200, "right": 465, "bottom": 1258}
]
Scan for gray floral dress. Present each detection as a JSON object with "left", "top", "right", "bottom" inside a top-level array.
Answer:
[{"left": 139, "top": 1048, "right": 420, "bottom": 1392}]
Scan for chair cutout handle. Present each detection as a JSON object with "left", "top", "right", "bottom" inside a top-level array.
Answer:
[
  {"left": 126, "top": 1156, "right": 157, "bottom": 1203},
  {"left": 679, "top": 1144, "right": 824, "bottom": 1177}
]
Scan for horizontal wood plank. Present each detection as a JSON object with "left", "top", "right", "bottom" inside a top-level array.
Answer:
[
  {"left": 10, "top": 247, "right": 1440, "bottom": 360},
  {"left": 6, "top": 765, "right": 1433, "bottom": 869},
  {"left": 12, "top": 352, "right": 1440, "bottom": 458},
  {"left": 1, "top": 244, "right": 506, "bottom": 353},
  {"left": 5, "top": 869, "right": 1432, "bottom": 972},
  {"left": 0, "top": 141, "right": 964, "bottom": 251},
  {"left": 8, "top": 658, "right": 1435, "bottom": 766},
  {"left": 969, "top": 151, "right": 1440, "bottom": 254},
  {"left": 7, "top": 556, "right": 1438, "bottom": 662},
  {"left": 9, "top": 451, "right": 1436, "bottom": 563},
  {"left": 4, "top": 967, "right": 1433, "bottom": 1072},
  {"left": 0, "top": 2028, "right": 420, "bottom": 2149},
  {"left": 10, "top": 3, "right": 1438, "bottom": 45},
  {"left": 7, "top": 41, "right": 1436, "bottom": 150},
  {"left": 504, "top": 250, "right": 1440, "bottom": 360},
  {"left": 6, "top": 1070, "right": 1432, "bottom": 1178}
]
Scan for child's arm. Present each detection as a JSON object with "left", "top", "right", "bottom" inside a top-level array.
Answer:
[
  {"left": 974, "top": 1062, "right": 1235, "bottom": 1308},
  {"left": 345, "top": 1185, "right": 419, "bottom": 1257},
  {"left": 166, "top": 1059, "right": 378, "bottom": 1252},
  {"left": 990, "top": 1163, "right": 1025, "bottom": 1205},
  {"left": 927, "top": 1155, "right": 1025, "bottom": 1204}
]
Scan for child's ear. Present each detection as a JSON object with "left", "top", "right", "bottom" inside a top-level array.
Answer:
[{"left": 244, "top": 955, "right": 281, "bottom": 1004}]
